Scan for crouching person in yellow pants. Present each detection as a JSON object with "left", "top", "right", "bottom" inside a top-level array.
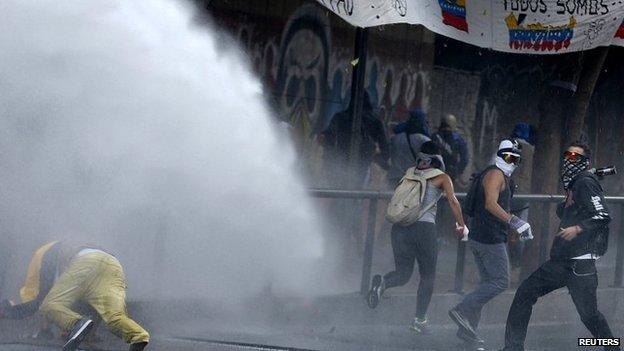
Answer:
[{"left": 0, "top": 241, "right": 149, "bottom": 351}]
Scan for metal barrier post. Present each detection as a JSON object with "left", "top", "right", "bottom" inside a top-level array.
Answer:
[
  {"left": 614, "top": 204, "right": 624, "bottom": 287},
  {"left": 307, "top": 190, "right": 624, "bottom": 292},
  {"left": 538, "top": 203, "right": 552, "bottom": 264},
  {"left": 453, "top": 238, "right": 466, "bottom": 294},
  {"left": 360, "top": 198, "right": 378, "bottom": 295}
]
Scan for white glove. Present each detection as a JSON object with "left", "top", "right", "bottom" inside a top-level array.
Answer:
[
  {"left": 456, "top": 223, "right": 469, "bottom": 242},
  {"left": 509, "top": 215, "right": 533, "bottom": 241}
]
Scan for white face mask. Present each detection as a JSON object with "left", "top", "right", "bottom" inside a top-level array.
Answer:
[
  {"left": 417, "top": 152, "right": 446, "bottom": 172},
  {"left": 495, "top": 156, "right": 517, "bottom": 177}
]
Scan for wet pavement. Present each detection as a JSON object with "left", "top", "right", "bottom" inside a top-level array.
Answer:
[
  {"left": 2, "top": 287, "right": 623, "bottom": 351},
  {"left": 1, "top": 320, "right": 622, "bottom": 351}
]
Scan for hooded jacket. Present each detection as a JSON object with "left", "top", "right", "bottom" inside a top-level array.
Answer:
[
  {"left": 322, "top": 92, "right": 390, "bottom": 178},
  {"left": 431, "top": 130, "right": 468, "bottom": 180},
  {"left": 388, "top": 109, "right": 432, "bottom": 184},
  {"left": 2, "top": 241, "right": 61, "bottom": 319},
  {"left": 392, "top": 108, "right": 431, "bottom": 136},
  {"left": 1, "top": 242, "right": 107, "bottom": 319},
  {"left": 551, "top": 172, "right": 611, "bottom": 259}
]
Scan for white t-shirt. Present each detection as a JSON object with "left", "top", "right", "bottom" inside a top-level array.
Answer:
[{"left": 77, "top": 248, "right": 107, "bottom": 257}]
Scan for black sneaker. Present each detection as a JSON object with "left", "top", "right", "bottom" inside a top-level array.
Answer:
[
  {"left": 408, "top": 317, "right": 430, "bottom": 334},
  {"left": 129, "top": 342, "right": 148, "bottom": 351},
  {"left": 449, "top": 308, "right": 477, "bottom": 338},
  {"left": 366, "top": 274, "right": 384, "bottom": 309},
  {"left": 62, "top": 317, "right": 94, "bottom": 351}
]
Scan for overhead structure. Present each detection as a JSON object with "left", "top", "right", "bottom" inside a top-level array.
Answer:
[{"left": 316, "top": 0, "right": 624, "bottom": 53}]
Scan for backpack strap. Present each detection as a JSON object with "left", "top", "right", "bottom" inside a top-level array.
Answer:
[
  {"left": 423, "top": 168, "right": 445, "bottom": 180},
  {"left": 418, "top": 168, "right": 445, "bottom": 216},
  {"left": 403, "top": 166, "right": 444, "bottom": 180}
]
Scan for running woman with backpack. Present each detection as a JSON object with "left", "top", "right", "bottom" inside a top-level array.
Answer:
[{"left": 367, "top": 141, "right": 468, "bottom": 334}]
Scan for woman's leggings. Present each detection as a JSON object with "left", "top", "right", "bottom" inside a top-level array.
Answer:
[{"left": 383, "top": 221, "right": 438, "bottom": 319}]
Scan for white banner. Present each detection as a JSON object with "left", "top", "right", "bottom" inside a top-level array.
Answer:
[{"left": 316, "top": 0, "right": 624, "bottom": 53}]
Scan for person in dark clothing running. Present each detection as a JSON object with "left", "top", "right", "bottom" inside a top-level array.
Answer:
[
  {"left": 388, "top": 108, "right": 431, "bottom": 185},
  {"left": 449, "top": 140, "right": 533, "bottom": 348},
  {"left": 431, "top": 114, "right": 469, "bottom": 182},
  {"left": 367, "top": 141, "right": 468, "bottom": 334},
  {"left": 500, "top": 142, "right": 619, "bottom": 351},
  {"left": 322, "top": 91, "right": 390, "bottom": 188},
  {"left": 508, "top": 123, "right": 536, "bottom": 274}
]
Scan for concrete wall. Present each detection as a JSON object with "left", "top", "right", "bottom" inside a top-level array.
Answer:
[{"left": 198, "top": 0, "right": 436, "bottom": 188}]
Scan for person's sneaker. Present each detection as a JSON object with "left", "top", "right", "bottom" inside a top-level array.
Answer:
[
  {"left": 62, "top": 318, "right": 94, "bottom": 351},
  {"left": 457, "top": 328, "right": 485, "bottom": 344},
  {"left": 129, "top": 342, "right": 148, "bottom": 351},
  {"left": 408, "top": 317, "right": 430, "bottom": 334},
  {"left": 366, "top": 274, "right": 384, "bottom": 309},
  {"left": 449, "top": 308, "right": 477, "bottom": 338}
]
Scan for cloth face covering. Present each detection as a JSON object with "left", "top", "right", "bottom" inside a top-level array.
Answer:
[
  {"left": 417, "top": 152, "right": 446, "bottom": 172},
  {"left": 495, "top": 155, "right": 517, "bottom": 177},
  {"left": 561, "top": 157, "right": 589, "bottom": 189}
]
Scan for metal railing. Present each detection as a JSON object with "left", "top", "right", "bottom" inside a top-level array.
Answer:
[{"left": 309, "top": 189, "right": 624, "bottom": 295}]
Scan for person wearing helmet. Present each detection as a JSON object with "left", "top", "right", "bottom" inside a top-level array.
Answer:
[{"left": 449, "top": 140, "right": 532, "bottom": 349}]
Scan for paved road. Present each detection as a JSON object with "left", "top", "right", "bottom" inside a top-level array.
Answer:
[
  {"left": 0, "top": 323, "right": 619, "bottom": 351},
  {"left": 2, "top": 315, "right": 622, "bottom": 351},
  {"left": 0, "top": 342, "right": 314, "bottom": 351},
  {"left": 167, "top": 322, "right": 620, "bottom": 351}
]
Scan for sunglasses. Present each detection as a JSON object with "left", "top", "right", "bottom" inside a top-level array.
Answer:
[
  {"left": 563, "top": 151, "right": 587, "bottom": 162},
  {"left": 502, "top": 153, "right": 521, "bottom": 165}
]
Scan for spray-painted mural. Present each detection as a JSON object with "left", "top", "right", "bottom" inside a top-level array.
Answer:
[
  {"left": 204, "top": 0, "right": 435, "bottom": 188},
  {"left": 202, "top": 0, "right": 624, "bottom": 194}
]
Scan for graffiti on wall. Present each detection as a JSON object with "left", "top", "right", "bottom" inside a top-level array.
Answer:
[
  {"left": 474, "top": 62, "right": 545, "bottom": 166},
  {"left": 428, "top": 56, "right": 549, "bottom": 189},
  {"left": 227, "top": 3, "right": 433, "bottom": 186}
]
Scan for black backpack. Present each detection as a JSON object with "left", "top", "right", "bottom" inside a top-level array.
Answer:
[{"left": 462, "top": 171, "right": 482, "bottom": 218}]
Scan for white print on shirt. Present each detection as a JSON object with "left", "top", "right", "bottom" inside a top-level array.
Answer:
[
  {"left": 591, "top": 196, "right": 608, "bottom": 220},
  {"left": 591, "top": 196, "right": 604, "bottom": 210}
]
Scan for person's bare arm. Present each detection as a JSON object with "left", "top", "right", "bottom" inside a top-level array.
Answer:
[
  {"left": 483, "top": 169, "right": 512, "bottom": 223},
  {"left": 439, "top": 174, "right": 465, "bottom": 227}
]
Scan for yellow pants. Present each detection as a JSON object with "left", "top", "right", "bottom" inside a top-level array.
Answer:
[{"left": 39, "top": 252, "right": 150, "bottom": 344}]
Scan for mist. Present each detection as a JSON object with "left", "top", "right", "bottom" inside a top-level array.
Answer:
[{"left": 0, "top": 0, "right": 330, "bottom": 303}]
